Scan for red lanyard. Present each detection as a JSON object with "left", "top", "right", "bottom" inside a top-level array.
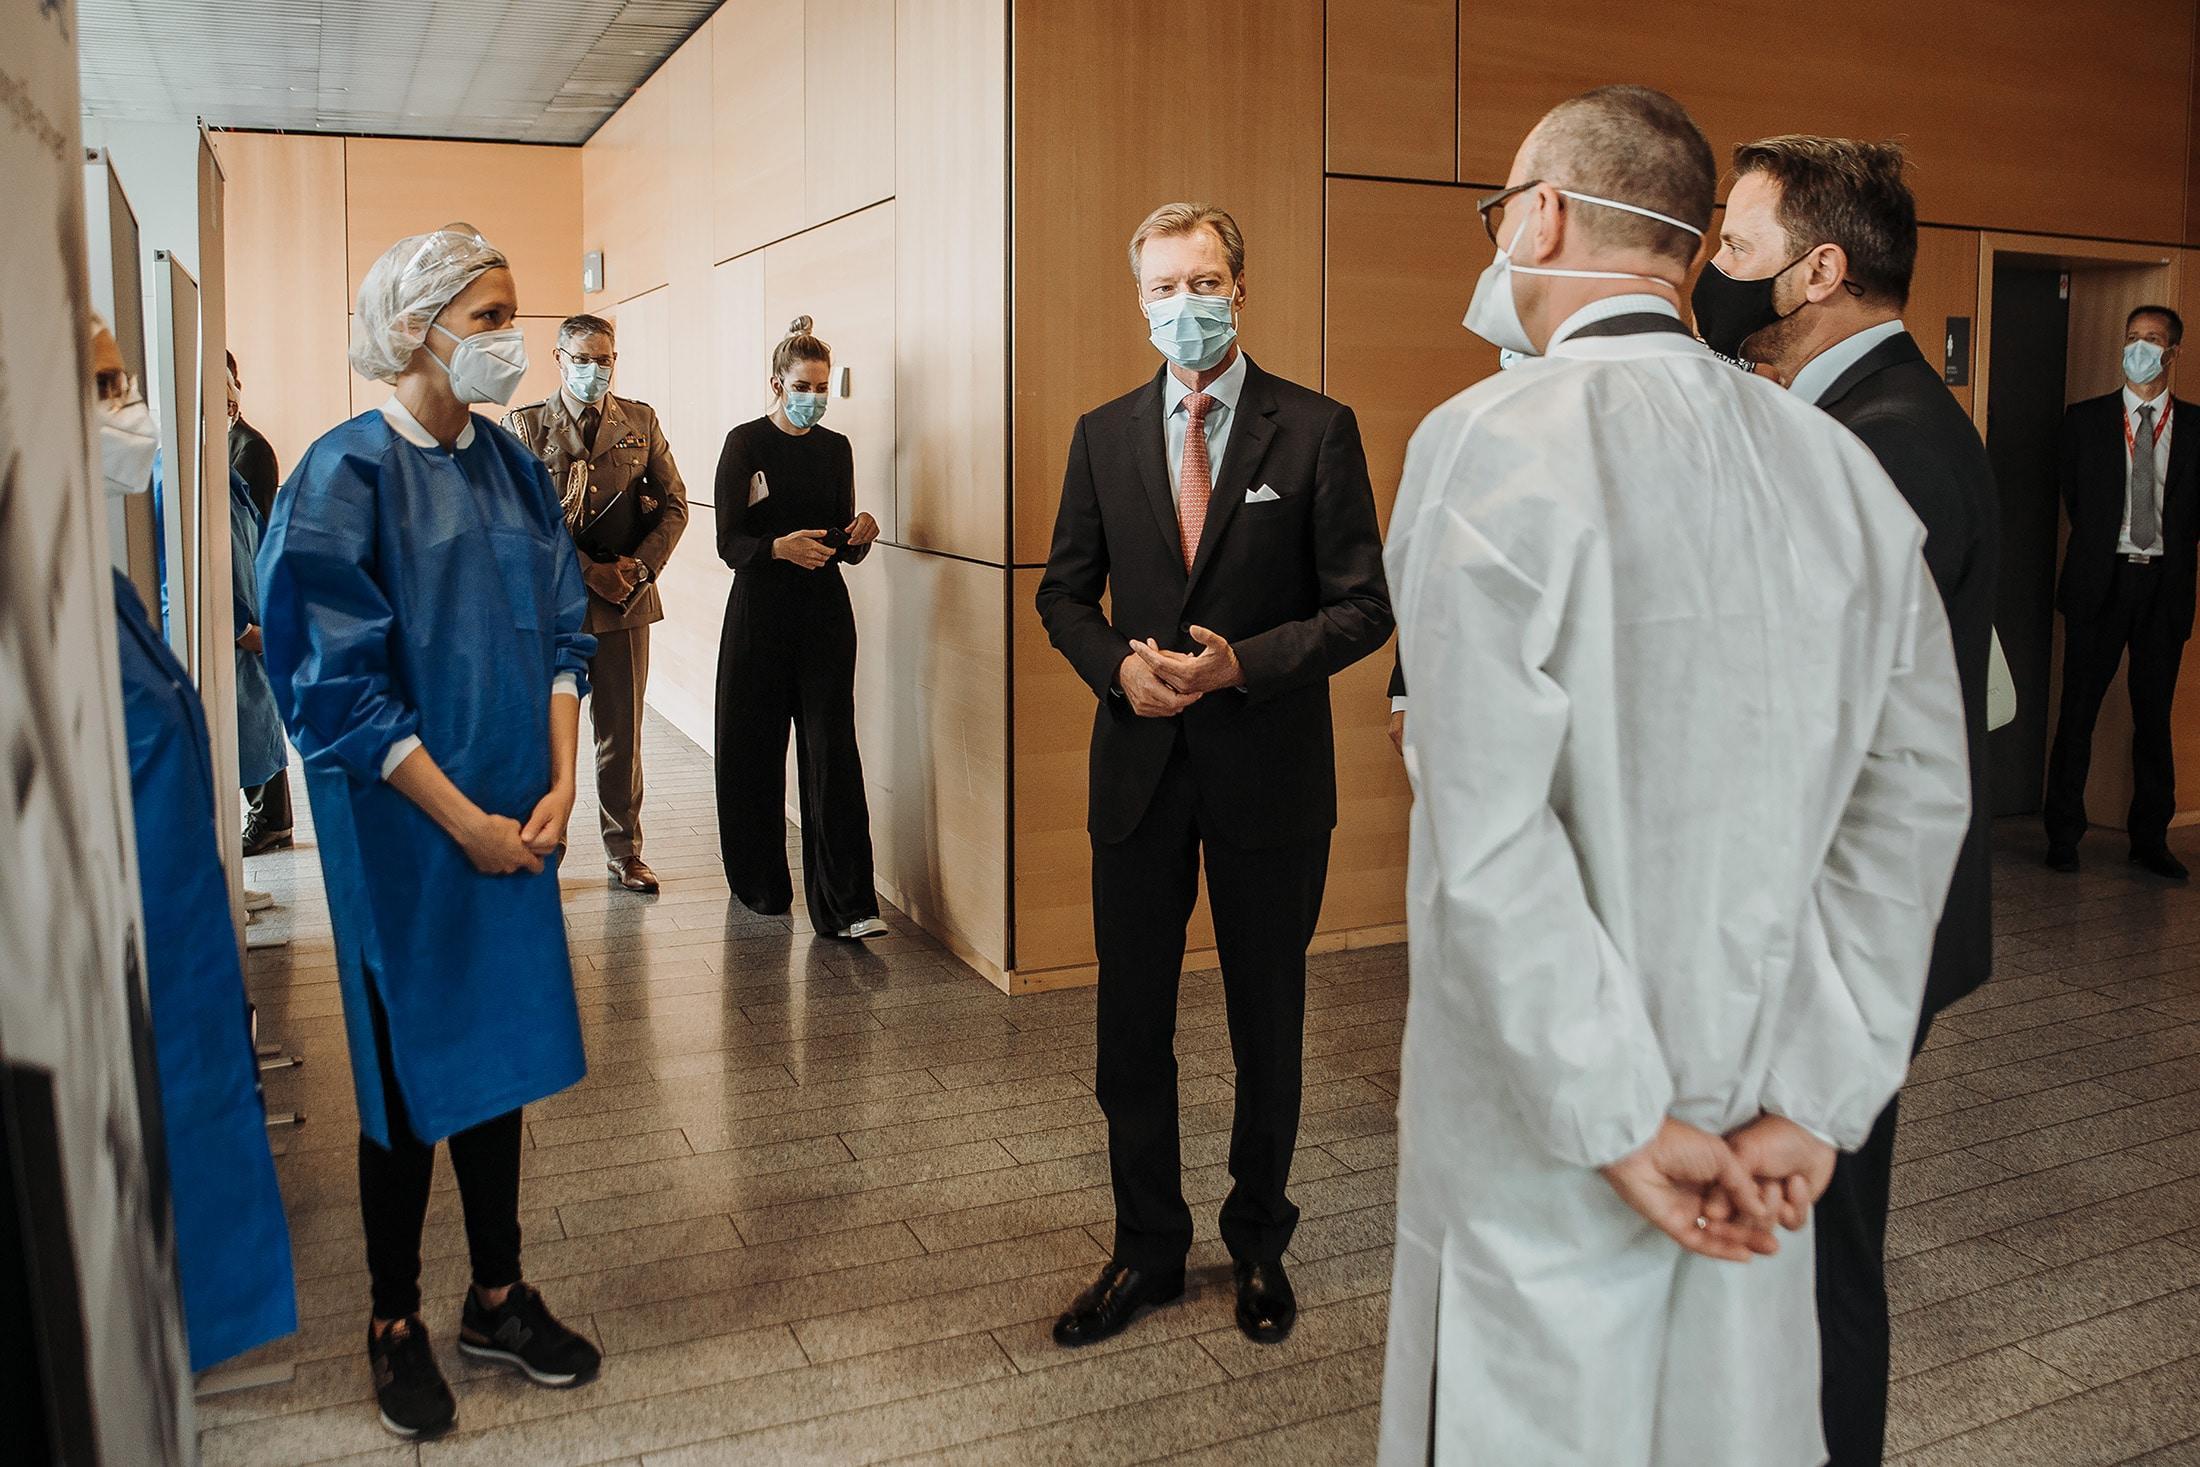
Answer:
[{"left": 2125, "top": 401, "right": 2172, "bottom": 454}]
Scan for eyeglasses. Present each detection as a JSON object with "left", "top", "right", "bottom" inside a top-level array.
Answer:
[
  {"left": 557, "top": 348, "right": 616, "bottom": 368},
  {"left": 1477, "top": 180, "right": 1543, "bottom": 246}
]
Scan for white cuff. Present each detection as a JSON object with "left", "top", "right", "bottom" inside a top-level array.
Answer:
[
  {"left": 553, "top": 673, "right": 581, "bottom": 700},
  {"left": 1390, "top": 696, "right": 1409, "bottom": 713},
  {"left": 379, "top": 734, "right": 424, "bottom": 781}
]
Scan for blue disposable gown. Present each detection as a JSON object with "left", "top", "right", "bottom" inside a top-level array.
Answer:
[
  {"left": 230, "top": 468, "right": 288, "bottom": 788},
  {"left": 257, "top": 410, "right": 595, "bottom": 1146},
  {"left": 113, "top": 570, "right": 297, "bottom": 1370}
]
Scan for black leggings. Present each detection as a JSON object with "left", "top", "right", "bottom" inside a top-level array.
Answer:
[{"left": 359, "top": 989, "right": 522, "bottom": 1320}]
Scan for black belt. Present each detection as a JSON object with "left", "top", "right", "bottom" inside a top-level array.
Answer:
[{"left": 1562, "top": 312, "right": 1695, "bottom": 342}]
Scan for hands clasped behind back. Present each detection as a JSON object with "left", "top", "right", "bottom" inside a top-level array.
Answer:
[{"left": 1599, "top": 1114, "right": 1837, "bottom": 1262}]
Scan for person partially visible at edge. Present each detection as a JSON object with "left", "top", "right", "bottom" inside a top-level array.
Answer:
[
  {"left": 1703, "top": 133, "right": 2000, "bottom": 1467},
  {"left": 228, "top": 348, "right": 293, "bottom": 855},
  {"left": 505, "top": 312, "right": 690, "bottom": 895},
  {"left": 2040, "top": 303, "right": 2200, "bottom": 881},
  {"left": 93, "top": 312, "right": 297, "bottom": 1371},
  {"left": 1377, "top": 86, "right": 1970, "bottom": 1466},
  {"left": 257, "top": 225, "right": 603, "bottom": 1442}
]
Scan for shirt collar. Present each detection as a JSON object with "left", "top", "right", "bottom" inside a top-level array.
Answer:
[
  {"left": 1547, "top": 292, "right": 1681, "bottom": 350},
  {"left": 380, "top": 395, "right": 475, "bottom": 451},
  {"left": 1164, "top": 347, "right": 1249, "bottom": 416},
  {"left": 1790, "top": 319, "right": 1909, "bottom": 406},
  {"left": 2124, "top": 384, "right": 2174, "bottom": 422}
]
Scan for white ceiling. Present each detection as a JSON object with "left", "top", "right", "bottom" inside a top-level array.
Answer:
[{"left": 76, "top": 0, "right": 720, "bottom": 145}]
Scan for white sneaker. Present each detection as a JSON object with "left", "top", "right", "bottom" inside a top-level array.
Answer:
[
  {"left": 244, "top": 888, "right": 275, "bottom": 912},
  {"left": 836, "top": 917, "right": 887, "bottom": 940},
  {"left": 244, "top": 910, "right": 289, "bottom": 949}
]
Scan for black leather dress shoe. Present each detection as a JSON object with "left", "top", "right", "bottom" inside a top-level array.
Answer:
[
  {"left": 2131, "top": 847, "right": 2190, "bottom": 881},
  {"left": 1233, "top": 1258, "right": 1297, "bottom": 1344},
  {"left": 2045, "top": 843, "right": 2080, "bottom": 873},
  {"left": 1051, "top": 1262, "right": 1184, "bottom": 1349}
]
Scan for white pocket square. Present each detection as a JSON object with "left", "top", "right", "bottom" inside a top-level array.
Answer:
[{"left": 1245, "top": 484, "right": 1282, "bottom": 504}]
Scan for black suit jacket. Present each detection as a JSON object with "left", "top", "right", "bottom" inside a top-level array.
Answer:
[
  {"left": 2055, "top": 389, "right": 2200, "bottom": 638},
  {"left": 1035, "top": 356, "right": 1393, "bottom": 848},
  {"left": 1819, "top": 331, "right": 2000, "bottom": 1014},
  {"left": 229, "top": 416, "right": 280, "bottom": 523}
]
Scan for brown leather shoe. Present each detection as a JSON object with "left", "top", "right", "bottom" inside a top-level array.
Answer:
[{"left": 608, "top": 855, "right": 659, "bottom": 893}]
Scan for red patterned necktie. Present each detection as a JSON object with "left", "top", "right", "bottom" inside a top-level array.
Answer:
[{"left": 1179, "top": 391, "right": 1216, "bottom": 570}]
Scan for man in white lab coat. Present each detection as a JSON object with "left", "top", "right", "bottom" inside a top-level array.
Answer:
[{"left": 1378, "top": 86, "right": 1972, "bottom": 1467}]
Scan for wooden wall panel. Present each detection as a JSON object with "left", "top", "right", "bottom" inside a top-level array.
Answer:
[
  {"left": 1459, "top": 0, "right": 2195, "bottom": 245},
  {"left": 762, "top": 202, "right": 898, "bottom": 539},
  {"left": 848, "top": 547, "right": 1010, "bottom": 977},
  {"left": 344, "top": 139, "right": 583, "bottom": 319},
  {"left": 1326, "top": 0, "right": 1456, "bottom": 181},
  {"left": 708, "top": 253, "right": 772, "bottom": 498},
  {"left": 1010, "top": 0, "right": 1324, "bottom": 565},
  {"left": 713, "top": 0, "right": 808, "bottom": 261},
  {"left": 211, "top": 131, "right": 353, "bottom": 475},
  {"left": 895, "top": 0, "right": 1008, "bottom": 560},
  {"left": 806, "top": 0, "right": 897, "bottom": 226},
  {"left": 581, "top": 64, "right": 669, "bottom": 303},
  {"left": 1907, "top": 226, "right": 1983, "bottom": 417},
  {"left": 659, "top": 31, "right": 721, "bottom": 484}
]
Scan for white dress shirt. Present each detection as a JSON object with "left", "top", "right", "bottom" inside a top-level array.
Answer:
[
  {"left": 1163, "top": 347, "right": 1248, "bottom": 504},
  {"left": 1790, "top": 319, "right": 1909, "bottom": 407},
  {"left": 375, "top": 397, "right": 577, "bottom": 781},
  {"left": 2120, "top": 384, "right": 2174, "bottom": 558}
]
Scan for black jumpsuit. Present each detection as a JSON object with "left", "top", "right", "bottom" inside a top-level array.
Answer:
[{"left": 712, "top": 416, "right": 880, "bottom": 933}]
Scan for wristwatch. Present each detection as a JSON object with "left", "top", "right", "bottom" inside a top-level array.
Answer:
[{"left": 633, "top": 562, "right": 653, "bottom": 584}]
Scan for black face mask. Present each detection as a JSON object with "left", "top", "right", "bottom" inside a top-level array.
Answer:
[{"left": 1690, "top": 254, "right": 1810, "bottom": 358}]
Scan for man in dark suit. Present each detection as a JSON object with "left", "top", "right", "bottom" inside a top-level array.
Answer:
[
  {"left": 2043, "top": 305, "right": 2197, "bottom": 880},
  {"left": 226, "top": 349, "right": 292, "bottom": 855},
  {"left": 1036, "top": 202, "right": 1392, "bottom": 1350},
  {"left": 1702, "top": 137, "right": 1999, "bottom": 1467},
  {"left": 226, "top": 350, "right": 280, "bottom": 521}
]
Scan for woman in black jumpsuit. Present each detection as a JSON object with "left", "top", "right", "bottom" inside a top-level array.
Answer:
[{"left": 713, "top": 316, "right": 884, "bottom": 938}]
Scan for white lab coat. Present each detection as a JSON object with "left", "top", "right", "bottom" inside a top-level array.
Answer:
[{"left": 1378, "top": 314, "right": 1972, "bottom": 1467}]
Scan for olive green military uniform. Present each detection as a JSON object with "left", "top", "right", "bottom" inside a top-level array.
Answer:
[{"left": 504, "top": 391, "right": 688, "bottom": 863}]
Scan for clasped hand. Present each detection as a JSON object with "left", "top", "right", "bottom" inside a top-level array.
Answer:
[
  {"left": 1118, "top": 626, "right": 1243, "bottom": 717},
  {"left": 582, "top": 556, "right": 644, "bottom": 603},
  {"left": 456, "top": 785, "right": 573, "bottom": 875},
  {"left": 1599, "top": 1115, "right": 1836, "bottom": 1262}
]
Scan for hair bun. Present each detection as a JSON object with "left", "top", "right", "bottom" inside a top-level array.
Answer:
[{"left": 786, "top": 315, "right": 814, "bottom": 336}]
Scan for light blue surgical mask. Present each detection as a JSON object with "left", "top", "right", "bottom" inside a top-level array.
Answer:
[
  {"left": 562, "top": 358, "right": 611, "bottom": 404},
  {"left": 1144, "top": 290, "right": 1239, "bottom": 372},
  {"left": 783, "top": 390, "right": 828, "bottom": 429},
  {"left": 2125, "top": 339, "right": 2167, "bottom": 386}
]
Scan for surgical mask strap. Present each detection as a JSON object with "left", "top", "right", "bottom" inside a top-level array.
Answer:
[{"left": 1503, "top": 189, "right": 1701, "bottom": 284}]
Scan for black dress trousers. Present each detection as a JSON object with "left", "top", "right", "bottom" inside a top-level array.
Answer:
[
  {"left": 2044, "top": 559, "right": 2187, "bottom": 850},
  {"left": 1091, "top": 731, "right": 1330, "bottom": 1270},
  {"left": 714, "top": 568, "right": 879, "bottom": 934}
]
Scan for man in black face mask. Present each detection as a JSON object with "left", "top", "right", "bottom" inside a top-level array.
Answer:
[{"left": 1698, "top": 137, "right": 1999, "bottom": 1467}]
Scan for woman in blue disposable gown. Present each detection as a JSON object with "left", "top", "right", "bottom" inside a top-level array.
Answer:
[
  {"left": 258, "top": 228, "right": 602, "bottom": 1441},
  {"left": 90, "top": 316, "right": 296, "bottom": 1371}
]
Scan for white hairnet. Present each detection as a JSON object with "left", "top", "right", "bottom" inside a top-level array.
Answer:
[{"left": 348, "top": 229, "right": 510, "bottom": 385}]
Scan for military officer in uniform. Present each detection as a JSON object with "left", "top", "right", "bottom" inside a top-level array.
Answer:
[{"left": 506, "top": 313, "right": 689, "bottom": 892}]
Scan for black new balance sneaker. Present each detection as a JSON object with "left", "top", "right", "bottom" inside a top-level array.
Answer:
[
  {"left": 367, "top": 1316, "right": 457, "bottom": 1440},
  {"left": 457, "top": 1282, "right": 602, "bottom": 1388}
]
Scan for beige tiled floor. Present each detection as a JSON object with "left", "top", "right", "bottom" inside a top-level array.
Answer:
[{"left": 203, "top": 712, "right": 2200, "bottom": 1464}]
